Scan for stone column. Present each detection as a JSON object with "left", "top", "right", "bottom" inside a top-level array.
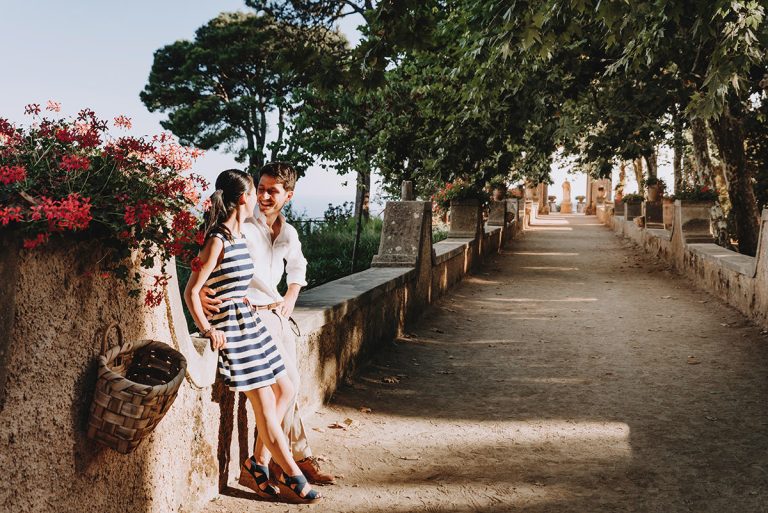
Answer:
[
  {"left": 560, "top": 180, "right": 573, "bottom": 213},
  {"left": 401, "top": 181, "right": 415, "bottom": 201},
  {"left": 586, "top": 176, "right": 594, "bottom": 213}
]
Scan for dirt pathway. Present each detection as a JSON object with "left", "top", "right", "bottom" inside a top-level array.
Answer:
[{"left": 205, "top": 214, "right": 768, "bottom": 513}]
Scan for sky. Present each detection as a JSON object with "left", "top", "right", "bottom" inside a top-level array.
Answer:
[{"left": 0, "top": 0, "right": 377, "bottom": 219}]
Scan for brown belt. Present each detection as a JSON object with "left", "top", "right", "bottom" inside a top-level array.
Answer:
[{"left": 251, "top": 301, "right": 283, "bottom": 311}]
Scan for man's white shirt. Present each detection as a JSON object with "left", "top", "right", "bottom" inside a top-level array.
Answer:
[{"left": 241, "top": 211, "right": 308, "bottom": 306}]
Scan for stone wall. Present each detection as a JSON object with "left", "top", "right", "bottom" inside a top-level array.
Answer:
[
  {"left": 0, "top": 202, "right": 525, "bottom": 513},
  {"left": 606, "top": 202, "right": 768, "bottom": 330}
]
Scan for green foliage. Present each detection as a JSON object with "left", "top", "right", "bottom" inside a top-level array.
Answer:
[
  {"left": 298, "top": 217, "right": 383, "bottom": 289},
  {"left": 622, "top": 193, "right": 645, "bottom": 203},
  {"left": 141, "top": 12, "right": 347, "bottom": 174},
  {"left": 672, "top": 185, "right": 719, "bottom": 202}
]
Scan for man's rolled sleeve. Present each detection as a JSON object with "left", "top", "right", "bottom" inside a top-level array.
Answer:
[{"left": 285, "top": 227, "right": 308, "bottom": 287}]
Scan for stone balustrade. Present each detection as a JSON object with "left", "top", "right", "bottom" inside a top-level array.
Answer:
[
  {"left": 0, "top": 200, "right": 525, "bottom": 513},
  {"left": 605, "top": 201, "right": 768, "bottom": 330}
]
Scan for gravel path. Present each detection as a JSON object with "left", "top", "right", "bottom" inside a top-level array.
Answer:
[{"left": 204, "top": 214, "right": 768, "bottom": 513}]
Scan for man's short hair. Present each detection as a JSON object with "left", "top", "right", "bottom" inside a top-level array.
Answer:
[{"left": 259, "top": 162, "right": 297, "bottom": 191}]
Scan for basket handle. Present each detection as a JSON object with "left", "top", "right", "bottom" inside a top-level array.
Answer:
[{"left": 100, "top": 322, "right": 125, "bottom": 355}]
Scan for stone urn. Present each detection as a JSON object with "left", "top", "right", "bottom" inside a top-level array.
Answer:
[
  {"left": 448, "top": 198, "right": 482, "bottom": 238},
  {"left": 647, "top": 184, "right": 662, "bottom": 202}
]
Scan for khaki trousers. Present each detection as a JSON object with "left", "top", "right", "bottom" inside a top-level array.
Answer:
[{"left": 258, "top": 309, "right": 311, "bottom": 460}]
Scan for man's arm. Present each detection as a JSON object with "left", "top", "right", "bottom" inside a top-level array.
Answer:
[{"left": 281, "top": 226, "right": 308, "bottom": 318}]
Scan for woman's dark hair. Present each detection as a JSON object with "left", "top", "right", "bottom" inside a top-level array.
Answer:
[{"left": 202, "top": 169, "right": 253, "bottom": 241}]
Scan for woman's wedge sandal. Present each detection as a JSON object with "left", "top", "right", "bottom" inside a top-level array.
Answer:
[
  {"left": 278, "top": 473, "right": 323, "bottom": 504},
  {"left": 238, "top": 456, "right": 279, "bottom": 500}
]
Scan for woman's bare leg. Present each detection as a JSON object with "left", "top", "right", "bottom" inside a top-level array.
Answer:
[{"left": 254, "top": 376, "right": 295, "bottom": 465}]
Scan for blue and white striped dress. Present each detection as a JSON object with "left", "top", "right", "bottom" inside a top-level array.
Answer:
[{"left": 206, "top": 232, "right": 286, "bottom": 391}]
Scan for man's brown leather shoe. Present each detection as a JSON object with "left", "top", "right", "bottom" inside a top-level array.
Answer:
[{"left": 296, "top": 456, "right": 336, "bottom": 485}]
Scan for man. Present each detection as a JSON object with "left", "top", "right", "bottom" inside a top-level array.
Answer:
[{"left": 200, "top": 162, "right": 334, "bottom": 485}]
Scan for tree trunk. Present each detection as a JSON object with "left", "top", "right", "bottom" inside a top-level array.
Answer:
[
  {"left": 643, "top": 148, "right": 658, "bottom": 180},
  {"left": 617, "top": 161, "right": 627, "bottom": 197},
  {"left": 632, "top": 158, "right": 643, "bottom": 193},
  {"left": 673, "top": 116, "right": 684, "bottom": 192},
  {"left": 709, "top": 109, "right": 761, "bottom": 256},
  {"left": 354, "top": 169, "right": 370, "bottom": 220},
  {"left": 690, "top": 118, "right": 715, "bottom": 188}
]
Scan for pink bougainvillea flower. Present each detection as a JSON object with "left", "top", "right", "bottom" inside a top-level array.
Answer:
[
  {"left": 45, "top": 100, "right": 62, "bottom": 113},
  {"left": 0, "top": 165, "right": 27, "bottom": 185}
]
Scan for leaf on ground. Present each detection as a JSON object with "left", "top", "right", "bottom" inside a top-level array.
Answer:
[
  {"left": 313, "top": 427, "right": 326, "bottom": 433},
  {"left": 661, "top": 295, "right": 673, "bottom": 299},
  {"left": 431, "top": 327, "right": 445, "bottom": 334},
  {"left": 343, "top": 418, "right": 358, "bottom": 428},
  {"left": 328, "top": 422, "right": 347, "bottom": 430},
  {"left": 705, "top": 415, "right": 717, "bottom": 421},
  {"left": 399, "top": 455, "right": 420, "bottom": 461},
  {"left": 687, "top": 356, "right": 701, "bottom": 365},
  {"left": 382, "top": 376, "right": 401, "bottom": 384},
  {"left": 436, "top": 370, "right": 455, "bottom": 375},
  {"left": 359, "top": 407, "right": 372, "bottom": 413}
]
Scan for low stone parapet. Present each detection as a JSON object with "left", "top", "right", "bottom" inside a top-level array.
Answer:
[{"left": 604, "top": 203, "right": 768, "bottom": 329}]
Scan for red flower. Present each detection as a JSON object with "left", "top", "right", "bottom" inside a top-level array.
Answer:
[
  {"left": 60, "top": 154, "right": 90, "bottom": 172},
  {"left": 24, "top": 104, "right": 41, "bottom": 116},
  {"left": 144, "top": 288, "right": 164, "bottom": 308},
  {"left": 113, "top": 115, "right": 132, "bottom": 129},
  {"left": 0, "top": 165, "right": 26, "bottom": 185},
  {"left": 0, "top": 206, "right": 23, "bottom": 225},
  {"left": 194, "top": 230, "right": 206, "bottom": 246},
  {"left": 190, "top": 256, "right": 202, "bottom": 272},
  {"left": 55, "top": 129, "right": 76, "bottom": 144},
  {"left": 701, "top": 186, "right": 710, "bottom": 193},
  {"left": 30, "top": 194, "right": 92, "bottom": 231},
  {"left": 22, "top": 233, "right": 49, "bottom": 249},
  {"left": 123, "top": 201, "right": 163, "bottom": 229}
]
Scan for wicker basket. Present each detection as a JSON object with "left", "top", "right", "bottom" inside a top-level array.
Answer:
[{"left": 86, "top": 323, "right": 187, "bottom": 454}]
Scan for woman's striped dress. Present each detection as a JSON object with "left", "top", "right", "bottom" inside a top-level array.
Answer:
[{"left": 206, "top": 232, "right": 286, "bottom": 391}]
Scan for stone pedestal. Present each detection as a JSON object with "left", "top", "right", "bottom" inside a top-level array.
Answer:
[
  {"left": 448, "top": 199, "right": 482, "bottom": 238},
  {"left": 488, "top": 200, "right": 508, "bottom": 226},
  {"left": 625, "top": 200, "right": 643, "bottom": 220},
  {"left": 548, "top": 201, "right": 557, "bottom": 213},
  {"left": 576, "top": 202, "right": 585, "bottom": 214},
  {"left": 643, "top": 201, "right": 664, "bottom": 228},
  {"left": 560, "top": 200, "right": 573, "bottom": 214},
  {"left": 663, "top": 199, "right": 674, "bottom": 229},
  {"left": 678, "top": 200, "right": 715, "bottom": 243}
]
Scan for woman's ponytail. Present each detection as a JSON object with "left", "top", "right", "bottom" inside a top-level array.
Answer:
[{"left": 200, "top": 169, "right": 253, "bottom": 243}]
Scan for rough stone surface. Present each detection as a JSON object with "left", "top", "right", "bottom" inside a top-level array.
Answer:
[
  {"left": 0, "top": 241, "right": 240, "bottom": 513},
  {"left": 448, "top": 199, "right": 482, "bottom": 238},
  {"left": 371, "top": 201, "right": 432, "bottom": 267},
  {"left": 488, "top": 200, "right": 508, "bottom": 226}
]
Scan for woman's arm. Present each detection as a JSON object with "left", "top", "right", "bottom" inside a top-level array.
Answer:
[{"left": 183, "top": 237, "right": 227, "bottom": 349}]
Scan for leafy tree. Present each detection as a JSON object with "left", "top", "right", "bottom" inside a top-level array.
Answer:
[{"left": 141, "top": 12, "right": 347, "bottom": 175}]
